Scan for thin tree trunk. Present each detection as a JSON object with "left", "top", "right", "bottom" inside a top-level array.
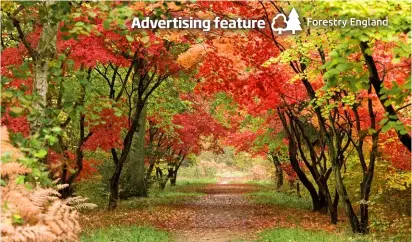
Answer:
[
  {"left": 334, "top": 165, "right": 361, "bottom": 232},
  {"left": 271, "top": 153, "right": 283, "bottom": 189},
  {"left": 108, "top": 103, "right": 144, "bottom": 210},
  {"left": 146, "top": 163, "right": 154, "bottom": 178},
  {"left": 358, "top": 96, "right": 379, "bottom": 233},
  {"left": 296, "top": 182, "right": 301, "bottom": 197},
  {"left": 170, "top": 172, "right": 177, "bottom": 186},
  {"left": 109, "top": 163, "right": 123, "bottom": 210},
  {"left": 278, "top": 107, "right": 323, "bottom": 211},
  {"left": 156, "top": 167, "right": 163, "bottom": 179}
]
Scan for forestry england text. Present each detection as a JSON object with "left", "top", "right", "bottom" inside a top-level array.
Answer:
[{"left": 307, "top": 17, "right": 389, "bottom": 28}]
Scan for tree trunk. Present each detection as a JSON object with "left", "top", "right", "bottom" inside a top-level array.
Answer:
[
  {"left": 108, "top": 162, "right": 123, "bottom": 210},
  {"left": 360, "top": 41, "right": 411, "bottom": 151},
  {"left": 170, "top": 173, "right": 177, "bottom": 186},
  {"left": 334, "top": 165, "right": 361, "bottom": 232},
  {"left": 277, "top": 108, "right": 322, "bottom": 211},
  {"left": 271, "top": 153, "right": 283, "bottom": 189},
  {"left": 108, "top": 102, "right": 145, "bottom": 210},
  {"left": 31, "top": 4, "right": 58, "bottom": 133},
  {"left": 358, "top": 106, "right": 379, "bottom": 233},
  {"left": 170, "top": 167, "right": 179, "bottom": 186},
  {"left": 167, "top": 167, "right": 174, "bottom": 184},
  {"left": 159, "top": 168, "right": 174, "bottom": 190},
  {"left": 156, "top": 167, "right": 163, "bottom": 179},
  {"left": 121, "top": 104, "right": 148, "bottom": 199},
  {"left": 146, "top": 163, "right": 154, "bottom": 179}
]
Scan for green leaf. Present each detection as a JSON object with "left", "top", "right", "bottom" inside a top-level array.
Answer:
[
  {"left": 15, "top": 175, "right": 25, "bottom": 185},
  {"left": 9, "top": 107, "right": 24, "bottom": 115},
  {"left": 359, "top": 34, "right": 369, "bottom": 42},
  {"left": 103, "top": 19, "right": 111, "bottom": 29},
  {"left": 34, "top": 149, "right": 48, "bottom": 159},
  {"left": 126, "top": 35, "right": 134, "bottom": 42},
  {"left": 383, "top": 99, "right": 392, "bottom": 107},
  {"left": 12, "top": 214, "right": 24, "bottom": 225},
  {"left": 51, "top": 127, "right": 62, "bottom": 133}
]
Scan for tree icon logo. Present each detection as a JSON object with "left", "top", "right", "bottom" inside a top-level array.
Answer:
[{"left": 271, "top": 8, "right": 302, "bottom": 35}]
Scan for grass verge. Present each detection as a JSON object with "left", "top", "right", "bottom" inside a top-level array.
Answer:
[
  {"left": 257, "top": 228, "right": 348, "bottom": 242},
  {"left": 81, "top": 226, "right": 168, "bottom": 242},
  {"left": 246, "top": 190, "right": 313, "bottom": 210},
  {"left": 256, "top": 227, "right": 380, "bottom": 242}
]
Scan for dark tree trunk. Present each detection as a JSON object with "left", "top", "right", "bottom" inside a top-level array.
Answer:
[
  {"left": 278, "top": 108, "right": 323, "bottom": 212},
  {"left": 108, "top": 110, "right": 142, "bottom": 210},
  {"left": 331, "top": 189, "right": 340, "bottom": 224},
  {"left": 317, "top": 181, "right": 338, "bottom": 224},
  {"left": 167, "top": 167, "right": 174, "bottom": 184},
  {"left": 156, "top": 167, "right": 163, "bottom": 179},
  {"left": 159, "top": 169, "right": 173, "bottom": 190},
  {"left": 170, "top": 174, "right": 177, "bottom": 186},
  {"left": 170, "top": 168, "right": 179, "bottom": 186},
  {"left": 109, "top": 162, "right": 123, "bottom": 210},
  {"left": 146, "top": 163, "right": 154, "bottom": 178},
  {"left": 296, "top": 182, "right": 301, "bottom": 197},
  {"left": 334, "top": 165, "right": 361, "bottom": 232},
  {"left": 271, "top": 153, "right": 284, "bottom": 189},
  {"left": 358, "top": 98, "right": 379, "bottom": 233},
  {"left": 360, "top": 41, "right": 411, "bottom": 151},
  {"left": 59, "top": 76, "right": 92, "bottom": 198}
]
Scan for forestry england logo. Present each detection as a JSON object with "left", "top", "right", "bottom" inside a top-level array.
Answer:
[{"left": 271, "top": 8, "right": 301, "bottom": 35}]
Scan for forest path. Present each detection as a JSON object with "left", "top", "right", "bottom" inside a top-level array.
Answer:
[
  {"left": 82, "top": 183, "right": 340, "bottom": 242},
  {"left": 170, "top": 183, "right": 338, "bottom": 242},
  {"left": 171, "top": 184, "right": 261, "bottom": 242}
]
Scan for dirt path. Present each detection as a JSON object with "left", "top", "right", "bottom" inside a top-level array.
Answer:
[
  {"left": 170, "top": 184, "right": 340, "bottom": 242},
  {"left": 83, "top": 183, "right": 342, "bottom": 241},
  {"left": 172, "top": 184, "right": 261, "bottom": 242}
]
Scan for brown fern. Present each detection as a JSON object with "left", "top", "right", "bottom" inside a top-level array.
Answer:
[{"left": 0, "top": 126, "right": 96, "bottom": 242}]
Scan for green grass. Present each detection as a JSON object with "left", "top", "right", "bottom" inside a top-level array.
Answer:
[
  {"left": 257, "top": 228, "right": 348, "bottom": 242},
  {"left": 256, "top": 228, "right": 378, "bottom": 242},
  {"left": 118, "top": 189, "right": 203, "bottom": 209},
  {"left": 81, "top": 226, "right": 168, "bottom": 242},
  {"left": 75, "top": 178, "right": 207, "bottom": 209},
  {"left": 244, "top": 180, "right": 276, "bottom": 186},
  {"left": 175, "top": 177, "right": 217, "bottom": 185},
  {"left": 246, "top": 190, "right": 313, "bottom": 210}
]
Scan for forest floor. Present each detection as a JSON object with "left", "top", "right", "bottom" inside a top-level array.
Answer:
[
  {"left": 170, "top": 183, "right": 341, "bottom": 242},
  {"left": 81, "top": 176, "right": 346, "bottom": 241}
]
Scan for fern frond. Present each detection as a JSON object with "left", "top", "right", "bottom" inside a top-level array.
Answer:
[
  {"left": 0, "top": 126, "right": 85, "bottom": 241},
  {"left": 56, "top": 183, "right": 69, "bottom": 190},
  {"left": 1, "top": 162, "right": 31, "bottom": 177},
  {"left": 65, "top": 196, "right": 88, "bottom": 205},
  {"left": 71, "top": 203, "right": 98, "bottom": 211},
  {"left": 30, "top": 188, "right": 61, "bottom": 208},
  {"left": 52, "top": 178, "right": 61, "bottom": 185},
  {"left": 2, "top": 225, "right": 57, "bottom": 242}
]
